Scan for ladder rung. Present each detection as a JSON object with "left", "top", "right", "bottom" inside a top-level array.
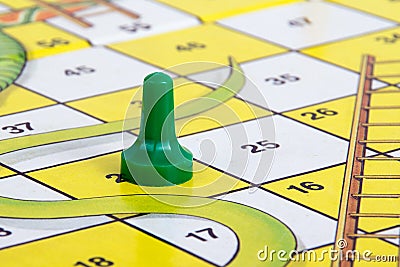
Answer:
[
  {"left": 366, "top": 90, "right": 400, "bottom": 94},
  {"left": 31, "top": 0, "right": 92, "bottom": 28},
  {"left": 357, "top": 157, "right": 400, "bottom": 161},
  {"left": 354, "top": 175, "right": 400, "bottom": 179},
  {"left": 349, "top": 213, "right": 400, "bottom": 218},
  {"left": 358, "top": 140, "right": 400, "bottom": 144},
  {"left": 368, "top": 74, "right": 400, "bottom": 78},
  {"left": 91, "top": 0, "right": 140, "bottom": 19},
  {"left": 81, "top": 8, "right": 114, "bottom": 18},
  {"left": 363, "top": 105, "right": 400, "bottom": 110},
  {"left": 33, "top": 0, "right": 140, "bottom": 29},
  {"left": 352, "top": 194, "right": 400, "bottom": 198},
  {"left": 375, "top": 59, "right": 400, "bottom": 64},
  {"left": 362, "top": 122, "right": 400, "bottom": 126},
  {"left": 347, "top": 233, "right": 400, "bottom": 239}
]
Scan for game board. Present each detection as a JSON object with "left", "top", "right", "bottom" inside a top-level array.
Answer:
[{"left": 0, "top": 0, "right": 398, "bottom": 266}]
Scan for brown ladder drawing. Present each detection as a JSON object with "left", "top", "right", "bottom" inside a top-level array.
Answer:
[
  {"left": 31, "top": 0, "right": 140, "bottom": 28},
  {"left": 333, "top": 55, "right": 400, "bottom": 267}
]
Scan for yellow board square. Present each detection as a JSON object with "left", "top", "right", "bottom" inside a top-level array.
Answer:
[
  {"left": 28, "top": 152, "right": 249, "bottom": 199},
  {"left": 263, "top": 164, "right": 345, "bottom": 220},
  {"left": 357, "top": 157, "right": 400, "bottom": 232},
  {"left": 3, "top": 21, "right": 90, "bottom": 60},
  {"left": 367, "top": 86, "right": 400, "bottom": 152},
  {"left": 0, "top": 222, "right": 211, "bottom": 267},
  {"left": 0, "top": 0, "right": 36, "bottom": 9},
  {"left": 302, "top": 27, "right": 400, "bottom": 84},
  {"left": 284, "top": 88, "right": 400, "bottom": 152},
  {"left": 0, "top": 84, "right": 55, "bottom": 116},
  {"left": 67, "top": 77, "right": 272, "bottom": 137},
  {"left": 0, "top": 165, "right": 14, "bottom": 178},
  {"left": 109, "top": 24, "right": 286, "bottom": 75},
  {"left": 264, "top": 160, "right": 399, "bottom": 232},
  {"left": 329, "top": 0, "right": 400, "bottom": 23},
  {"left": 0, "top": 0, "right": 61, "bottom": 9},
  {"left": 157, "top": 0, "right": 300, "bottom": 22},
  {"left": 354, "top": 238, "right": 399, "bottom": 267},
  {"left": 67, "top": 87, "right": 140, "bottom": 123},
  {"left": 284, "top": 95, "right": 354, "bottom": 140}
]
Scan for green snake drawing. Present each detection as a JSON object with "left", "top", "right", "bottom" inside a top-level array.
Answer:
[{"left": 0, "top": 31, "right": 25, "bottom": 91}]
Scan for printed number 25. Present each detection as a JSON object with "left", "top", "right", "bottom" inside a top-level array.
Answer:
[{"left": 241, "top": 140, "right": 280, "bottom": 153}]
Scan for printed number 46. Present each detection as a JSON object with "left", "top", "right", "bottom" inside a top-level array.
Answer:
[{"left": 176, "top": 42, "right": 206, "bottom": 52}]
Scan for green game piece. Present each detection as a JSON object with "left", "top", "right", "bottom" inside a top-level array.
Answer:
[{"left": 120, "top": 72, "right": 193, "bottom": 186}]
